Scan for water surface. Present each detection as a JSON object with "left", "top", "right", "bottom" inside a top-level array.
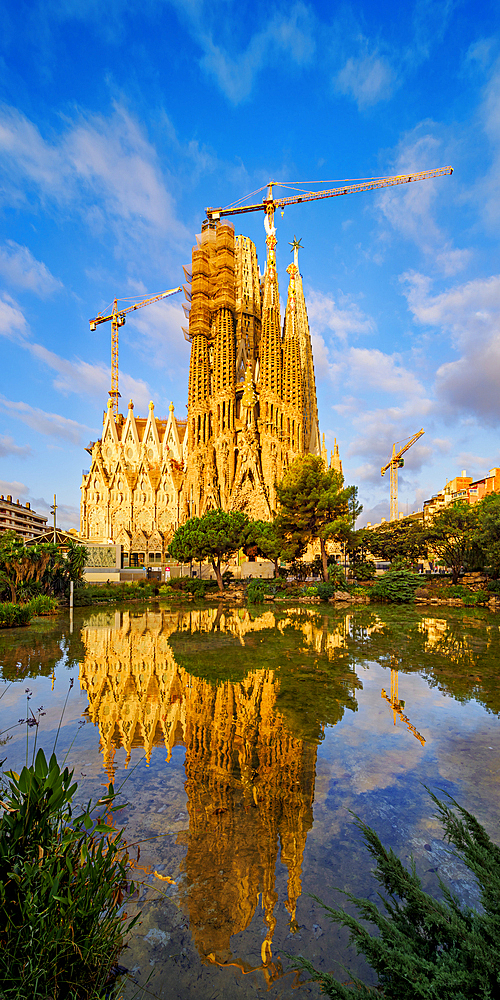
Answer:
[{"left": 1, "top": 601, "right": 500, "bottom": 999}]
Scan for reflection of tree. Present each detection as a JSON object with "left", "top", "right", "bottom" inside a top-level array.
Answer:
[
  {"left": 0, "top": 617, "right": 85, "bottom": 680},
  {"left": 343, "top": 606, "right": 500, "bottom": 717},
  {"left": 78, "top": 605, "right": 360, "bottom": 974}
]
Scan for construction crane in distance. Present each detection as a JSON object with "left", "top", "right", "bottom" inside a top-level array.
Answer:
[
  {"left": 204, "top": 166, "right": 453, "bottom": 230},
  {"left": 381, "top": 667, "right": 426, "bottom": 746},
  {"left": 381, "top": 429, "right": 424, "bottom": 522},
  {"left": 89, "top": 287, "right": 182, "bottom": 416}
]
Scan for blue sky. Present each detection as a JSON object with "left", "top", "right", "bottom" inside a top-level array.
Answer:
[{"left": 0, "top": 0, "right": 499, "bottom": 528}]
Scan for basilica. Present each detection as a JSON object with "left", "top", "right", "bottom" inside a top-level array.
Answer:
[{"left": 80, "top": 222, "right": 341, "bottom": 564}]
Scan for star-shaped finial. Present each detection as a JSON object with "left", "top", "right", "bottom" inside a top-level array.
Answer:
[
  {"left": 289, "top": 236, "right": 303, "bottom": 253},
  {"left": 289, "top": 235, "right": 303, "bottom": 269}
]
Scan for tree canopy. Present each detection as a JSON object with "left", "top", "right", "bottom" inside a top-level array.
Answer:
[
  {"left": 275, "top": 455, "right": 357, "bottom": 581},
  {"left": 0, "top": 532, "right": 87, "bottom": 603},
  {"left": 426, "top": 501, "right": 478, "bottom": 583},
  {"left": 367, "top": 518, "right": 429, "bottom": 567},
  {"left": 168, "top": 509, "right": 249, "bottom": 592},
  {"left": 473, "top": 492, "right": 500, "bottom": 578}
]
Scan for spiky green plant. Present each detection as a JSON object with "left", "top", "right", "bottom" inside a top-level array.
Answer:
[{"left": 292, "top": 794, "right": 500, "bottom": 999}]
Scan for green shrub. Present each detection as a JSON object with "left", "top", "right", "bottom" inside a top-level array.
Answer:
[
  {"left": 352, "top": 561, "right": 376, "bottom": 581},
  {"left": 328, "top": 564, "right": 349, "bottom": 590},
  {"left": 0, "top": 749, "right": 137, "bottom": 999},
  {"left": 462, "top": 589, "right": 489, "bottom": 606},
  {"left": 247, "top": 579, "right": 269, "bottom": 603},
  {"left": 0, "top": 603, "right": 31, "bottom": 628},
  {"left": 184, "top": 578, "right": 207, "bottom": 597},
  {"left": 317, "top": 581, "right": 334, "bottom": 601},
  {"left": 487, "top": 579, "right": 500, "bottom": 593},
  {"left": 291, "top": 793, "right": 500, "bottom": 1000},
  {"left": 25, "top": 595, "right": 58, "bottom": 616},
  {"left": 159, "top": 583, "right": 174, "bottom": 595},
  {"left": 370, "top": 569, "right": 421, "bottom": 603},
  {"left": 305, "top": 585, "right": 319, "bottom": 596}
]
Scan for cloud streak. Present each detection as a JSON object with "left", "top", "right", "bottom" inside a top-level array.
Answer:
[{"left": 0, "top": 395, "right": 91, "bottom": 445}]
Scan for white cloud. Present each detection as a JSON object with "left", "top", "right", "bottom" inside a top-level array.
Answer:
[
  {"left": 336, "top": 51, "right": 395, "bottom": 109},
  {"left": 0, "top": 434, "right": 32, "bottom": 458},
  {"left": 27, "top": 342, "right": 152, "bottom": 412},
  {"left": 0, "top": 102, "right": 188, "bottom": 252},
  {"left": 0, "top": 395, "right": 91, "bottom": 445},
  {"left": 403, "top": 271, "right": 500, "bottom": 424},
  {"left": 0, "top": 478, "right": 29, "bottom": 498},
  {"left": 0, "top": 292, "right": 29, "bottom": 341},
  {"left": 186, "top": 2, "right": 315, "bottom": 103},
  {"left": 375, "top": 127, "right": 465, "bottom": 271},
  {"left": 0, "top": 241, "right": 62, "bottom": 296},
  {"left": 127, "top": 298, "right": 190, "bottom": 376},
  {"left": 306, "top": 287, "right": 375, "bottom": 344},
  {"left": 346, "top": 347, "right": 425, "bottom": 398}
]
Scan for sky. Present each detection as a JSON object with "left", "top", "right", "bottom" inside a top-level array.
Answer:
[{"left": 0, "top": 0, "right": 499, "bottom": 529}]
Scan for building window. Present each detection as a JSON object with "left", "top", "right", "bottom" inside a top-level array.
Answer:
[
  {"left": 148, "top": 552, "right": 162, "bottom": 563},
  {"left": 130, "top": 552, "right": 145, "bottom": 567}
]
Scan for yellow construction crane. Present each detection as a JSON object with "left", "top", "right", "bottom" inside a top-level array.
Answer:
[
  {"left": 381, "top": 429, "right": 424, "bottom": 522},
  {"left": 381, "top": 668, "right": 426, "bottom": 746},
  {"left": 89, "top": 287, "right": 182, "bottom": 416},
  {"left": 205, "top": 166, "right": 453, "bottom": 229}
]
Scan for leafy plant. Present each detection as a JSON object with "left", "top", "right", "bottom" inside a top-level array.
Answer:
[
  {"left": 305, "top": 585, "right": 319, "bottom": 596},
  {"left": 0, "top": 603, "right": 31, "bottom": 628},
  {"left": 291, "top": 793, "right": 500, "bottom": 1000},
  {"left": 246, "top": 579, "right": 269, "bottom": 603},
  {"left": 24, "top": 595, "right": 58, "bottom": 615},
  {"left": 370, "top": 569, "right": 421, "bottom": 603},
  {"left": 317, "top": 581, "right": 335, "bottom": 600},
  {"left": 0, "top": 749, "right": 137, "bottom": 1000},
  {"left": 168, "top": 509, "right": 249, "bottom": 593},
  {"left": 353, "top": 561, "right": 376, "bottom": 581},
  {"left": 328, "top": 564, "right": 349, "bottom": 590}
]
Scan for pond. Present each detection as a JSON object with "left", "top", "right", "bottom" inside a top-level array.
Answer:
[{"left": 1, "top": 600, "right": 500, "bottom": 999}]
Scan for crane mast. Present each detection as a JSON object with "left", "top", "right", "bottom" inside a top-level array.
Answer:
[
  {"left": 381, "top": 667, "right": 425, "bottom": 746},
  {"left": 89, "top": 286, "right": 181, "bottom": 416},
  {"left": 381, "top": 428, "right": 424, "bottom": 522}
]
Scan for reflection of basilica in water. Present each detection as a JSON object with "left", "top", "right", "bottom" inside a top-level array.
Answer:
[{"left": 78, "top": 607, "right": 358, "bottom": 966}]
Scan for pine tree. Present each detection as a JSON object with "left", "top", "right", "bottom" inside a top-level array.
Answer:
[{"left": 292, "top": 794, "right": 500, "bottom": 999}]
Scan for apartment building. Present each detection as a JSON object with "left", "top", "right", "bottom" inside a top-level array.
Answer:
[{"left": 0, "top": 494, "right": 47, "bottom": 540}]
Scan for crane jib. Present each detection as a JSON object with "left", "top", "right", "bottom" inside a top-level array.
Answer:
[{"left": 205, "top": 167, "right": 453, "bottom": 221}]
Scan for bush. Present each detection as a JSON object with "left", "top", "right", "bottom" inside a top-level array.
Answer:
[
  {"left": 291, "top": 794, "right": 500, "bottom": 1000},
  {"left": 247, "top": 579, "right": 269, "bottom": 603},
  {"left": 317, "top": 582, "right": 334, "bottom": 600},
  {"left": 487, "top": 580, "right": 500, "bottom": 593},
  {"left": 328, "top": 564, "right": 349, "bottom": 590},
  {"left": 24, "top": 595, "right": 58, "bottom": 616},
  {"left": 0, "top": 603, "right": 31, "bottom": 628},
  {"left": 370, "top": 569, "right": 421, "bottom": 603},
  {"left": 352, "top": 561, "right": 376, "bottom": 581},
  {"left": 305, "top": 585, "right": 319, "bottom": 596},
  {"left": 184, "top": 578, "right": 207, "bottom": 597},
  {"left": 0, "top": 749, "right": 137, "bottom": 999},
  {"left": 462, "top": 589, "right": 489, "bottom": 606}
]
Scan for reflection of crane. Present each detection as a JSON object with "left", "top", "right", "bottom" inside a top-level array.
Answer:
[
  {"left": 381, "top": 429, "right": 424, "bottom": 522},
  {"left": 381, "top": 668, "right": 425, "bottom": 746},
  {"left": 89, "top": 288, "right": 182, "bottom": 416},
  {"left": 205, "top": 167, "right": 453, "bottom": 229}
]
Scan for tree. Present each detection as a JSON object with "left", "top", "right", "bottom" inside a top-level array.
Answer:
[
  {"left": 367, "top": 519, "right": 428, "bottom": 567},
  {"left": 243, "top": 519, "right": 297, "bottom": 578},
  {"left": 168, "top": 509, "right": 249, "bottom": 593},
  {"left": 426, "top": 501, "right": 478, "bottom": 584},
  {"left": 473, "top": 492, "right": 500, "bottom": 578},
  {"left": 275, "top": 455, "right": 357, "bottom": 582},
  {"left": 0, "top": 532, "right": 39, "bottom": 603},
  {"left": 292, "top": 793, "right": 500, "bottom": 1000}
]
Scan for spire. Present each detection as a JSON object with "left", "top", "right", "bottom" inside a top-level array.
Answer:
[
  {"left": 321, "top": 433, "right": 328, "bottom": 465},
  {"left": 330, "top": 437, "right": 343, "bottom": 475},
  {"left": 258, "top": 232, "right": 282, "bottom": 398},
  {"left": 287, "top": 241, "right": 320, "bottom": 456},
  {"left": 282, "top": 259, "right": 303, "bottom": 453}
]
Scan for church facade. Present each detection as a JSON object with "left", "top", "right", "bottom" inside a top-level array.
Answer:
[{"left": 80, "top": 223, "right": 341, "bottom": 564}]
